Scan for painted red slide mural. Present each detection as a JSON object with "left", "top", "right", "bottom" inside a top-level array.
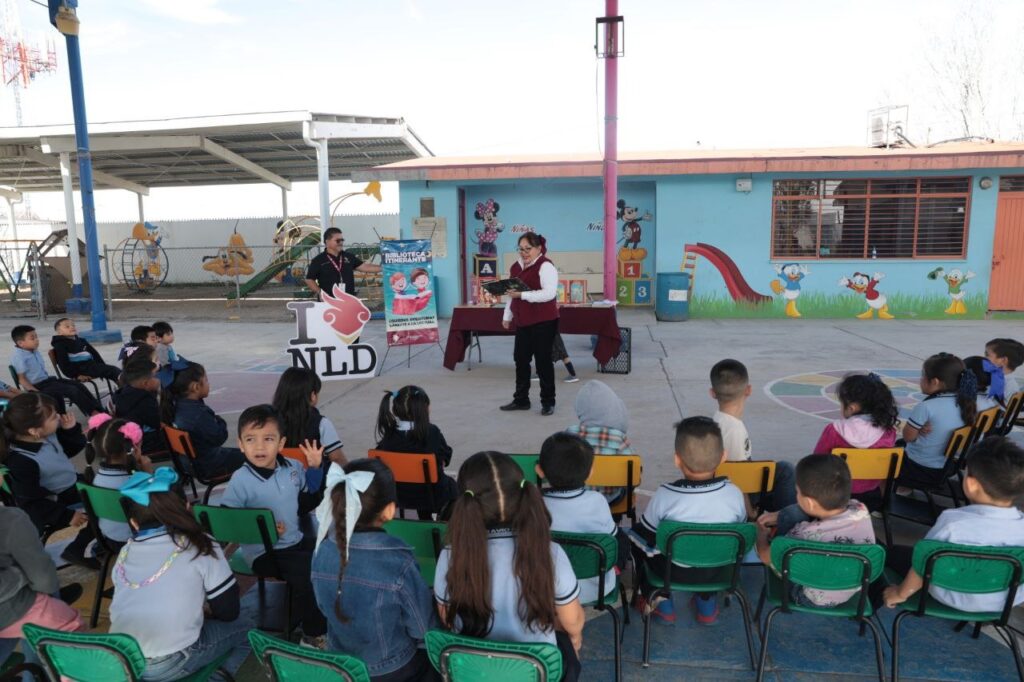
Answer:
[{"left": 683, "top": 242, "right": 772, "bottom": 303}]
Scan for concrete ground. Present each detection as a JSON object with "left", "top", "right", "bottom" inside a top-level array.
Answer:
[{"left": 4, "top": 309, "right": 1022, "bottom": 680}]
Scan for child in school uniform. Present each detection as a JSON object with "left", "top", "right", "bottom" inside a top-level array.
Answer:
[
  {"left": 10, "top": 324, "right": 102, "bottom": 416},
  {"left": 884, "top": 436, "right": 1024, "bottom": 613},
  {"left": 311, "top": 459, "right": 440, "bottom": 681},
  {"left": 0, "top": 392, "right": 97, "bottom": 568},
  {"left": 985, "top": 338, "right": 1023, "bottom": 402},
  {"left": 51, "top": 317, "right": 122, "bottom": 383},
  {"left": 113, "top": 349, "right": 167, "bottom": 456},
  {"left": 965, "top": 355, "right": 1005, "bottom": 412},
  {"left": 632, "top": 416, "right": 747, "bottom": 625},
  {"left": 110, "top": 468, "right": 255, "bottom": 681},
  {"left": 375, "top": 386, "right": 457, "bottom": 518},
  {"left": 160, "top": 360, "right": 244, "bottom": 479},
  {"left": 88, "top": 414, "right": 152, "bottom": 547},
  {"left": 273, "top": 367, "right": 347, "bottom": 466},
  {"left": 435, "top": 451, "right": 584, "bottom": 682},
  {"left": 219, "top": 405, "right": 326, "bottom": 647},
  {"left": 756, "top": 455, "right": 875, "bottom": 608},
  {"left": 117, "top": 326, "right": 158, "bottom": 363},
  {"left": 152, "top": 321, "right": 178, "bottom": 368},
  {"left": 538, "top": 432, "right": 621, "bottom": 605}
]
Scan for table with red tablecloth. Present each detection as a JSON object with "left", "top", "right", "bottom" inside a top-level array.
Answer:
[{"left": 442, "top": 305, "right": 622, "bottom": 370}]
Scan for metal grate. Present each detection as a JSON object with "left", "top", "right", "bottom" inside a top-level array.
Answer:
[
  {"left": 771, "top": 177, "right": 970, "bottom": 259},
  {"left": 1000, "top": 176, "right": 1024, "bottom": 192}
]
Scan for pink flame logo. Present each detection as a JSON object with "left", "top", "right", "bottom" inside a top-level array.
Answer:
[{"left": 322, "top": 285, "right": 371, "bottom": 345}]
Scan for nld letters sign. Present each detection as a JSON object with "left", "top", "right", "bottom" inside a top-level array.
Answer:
[{"left": 286, "top": 286, "right": 377, "bottom": 380}]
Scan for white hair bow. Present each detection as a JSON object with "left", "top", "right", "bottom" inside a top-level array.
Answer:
[{"left": 314, "top": 463, "right": 375, "bottom": 558}]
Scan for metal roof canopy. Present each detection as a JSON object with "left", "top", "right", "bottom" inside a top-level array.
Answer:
[{"left": 0, "top": 110, "right": 432, "bottom": 194}]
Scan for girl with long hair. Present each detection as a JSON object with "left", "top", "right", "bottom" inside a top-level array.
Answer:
[
  {"left": 435, "top": 451, "right": 584, "bottom": 681},
  {"left": 272, "top": 367, "right": 347, "bottom": 466},
  {"left": 88, "top": 414, "right": 152, "bottom": 545}
]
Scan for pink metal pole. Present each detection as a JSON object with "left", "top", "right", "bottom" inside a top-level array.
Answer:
[{"left": 602, "top": 0, "right": 619, "bottom": 301}]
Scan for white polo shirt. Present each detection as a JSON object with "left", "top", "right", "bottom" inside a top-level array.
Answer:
[
  {"left": 713, "top": 411, "right": 752, "bottom": 462},
  {"left": 434, "top": 529, "right": 579, "bottom": 645},
  {"left": 924, "top": 504, "right": 1024, "bottom": 613},
  {"left": 543, "top": 488, "right": 617, "bottom": 604},
  {"left": 110, "top": 530, "right": 235, "bottom": 658},
  {"left": 91, "top": 467, "right": 132, "bottom": 543}
]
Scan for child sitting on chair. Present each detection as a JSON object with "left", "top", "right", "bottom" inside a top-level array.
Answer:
[
  {"left": 985, "top": 338, "right": 1023, "bottom": 402},
  {"left": 538, "top": 432, "right": 621, "bottom": 605},
  {"left": 11, "top": 325, "right": 103, "bottom": 416},
  {"left": 152, "top": 321, "right": 179, "bottom": 368},
  {"left": 113, "top": 348, "right": 166, "bottom": 456},
  {"left": 756, "top": 455, "right": 875, "bottom": 607},
  {"left": 631, "top": 417, "right": 746, "bottom": 625},
  {"left": 51, "top": 317, "right": 121, "bottom": 383},
  {"left": 884, "top": 436, "right": 1024, "bottom": 613},
  {"left": 565, "top": 380, "right": 634, "bottom": 502}
]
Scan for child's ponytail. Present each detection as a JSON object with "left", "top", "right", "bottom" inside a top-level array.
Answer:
[
  {"left": 375, "top": 391, "right": 398, "bottom": 442},
  {"left": 512, "top": 479, "right": 557, "bottom": 633},
  {"left": 956, "top": 368, "right": 979, "bottom": 427},
  {"left": 159, "top": 361, "right": 205, "bottom": 425},
  {"left": 923, "top": 353, "right": 977, "bottom": 427},
  {"left": 380, "top": 386, "right": 431, "bottom": 445},
  {"left": 444, "top": 479, "right": 492, "bottom": 636}
]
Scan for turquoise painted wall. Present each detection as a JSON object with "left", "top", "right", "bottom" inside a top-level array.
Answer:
[{"left": 398, "top": 181, "right": 460, "bottom": 316}]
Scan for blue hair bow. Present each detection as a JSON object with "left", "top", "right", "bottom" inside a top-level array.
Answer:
[
  {"left": 982, "top": 358, "right": 1006, "bottom": 401},
  {"left": 157, "top": 358, "right": 192, "bottom": 389},
  {"left": 120, "top": 467, "right": 178, "bottom": 506}
]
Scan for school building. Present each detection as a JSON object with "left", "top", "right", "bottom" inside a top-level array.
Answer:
[{"left": 357, "top": 143, "right": 1024, "bottom": 319}]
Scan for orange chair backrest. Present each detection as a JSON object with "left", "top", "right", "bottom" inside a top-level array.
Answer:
[
  {"left": 280, "top": 447, "right": 308, "bottom": 469},
  {"left": 162, "top": 424, "right": 197, "bottom": 460},
  {"left": 715, "top": 460, "right": 776, "bottom": 495},
  {"left": 944, "top": 424, "right": 975, "bottom": 460},
  {"left": 369, "top": 449, "right": 439, "bottom": 484},
  {"left": 832, "top": 448, "right": 904, "bottom": 481}
]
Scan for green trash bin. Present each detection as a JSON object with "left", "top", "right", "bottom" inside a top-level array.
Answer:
[{"left": 655, "top": 272, "right": 690, "bottom": 321}]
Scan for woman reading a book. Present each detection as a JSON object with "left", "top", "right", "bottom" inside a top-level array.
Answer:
[{"left": 499, "top": 232, "right": 560, "bottom": 416}]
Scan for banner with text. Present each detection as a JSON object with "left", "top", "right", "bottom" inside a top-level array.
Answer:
[{"left": 381, "top": 239, "right": 440, "bottom": 347}]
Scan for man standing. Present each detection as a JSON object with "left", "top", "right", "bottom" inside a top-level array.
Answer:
[{"left": 304, "top": 228, "right": 382, "bottom": 300}]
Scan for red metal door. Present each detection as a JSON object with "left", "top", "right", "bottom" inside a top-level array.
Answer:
[{"left": 990, "top": 193, "right": 1024, "bottom": 311}]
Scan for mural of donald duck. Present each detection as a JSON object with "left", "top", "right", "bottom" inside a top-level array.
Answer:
[
  {"left": 771, "top": 263, "right": 809, "bottom": 318},
  {"left": 927, "top": 267, "right": 976, "bottom": 315},
  {"left": 839, "top": 271, "right": 894, "bottom": 319}
]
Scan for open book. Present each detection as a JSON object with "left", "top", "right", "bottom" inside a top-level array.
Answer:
[{"left": 481, "top": 277, "right": 530, "bottom": 296}]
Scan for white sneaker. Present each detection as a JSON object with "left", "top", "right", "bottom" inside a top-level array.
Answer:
[
  {"left": 564, "top": 376, "right": 580, "bottom": 383},
  {"left": 531, "top": 375, "right": 540, "bottom": 381}
]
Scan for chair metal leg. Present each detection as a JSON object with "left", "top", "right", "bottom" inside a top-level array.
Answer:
[
  {"left": 620, "top": 584, "right": 630, "bottom": 628},
  {"left": 756, "top": 607, "right": 781, "bottom": 682},
  {"left": 883, "top": 510, "right": 894, "bottom": 550},
  {"left": 602, "top": 604, "right": 622, "bottom": 682},
  {"left": 641, "top": 608, "right": 652, "bottom": 668},
  {"left": 891, "top": 610, "right": 911, "bottom": 682},
  {"left": 730, "top": 588, "right": 757, "bottom": 670},
  {"left": 89, "top": 551, "right": 114, "bottom": 628},
  {"left": 256, "top": 576, "right": 266, "bottom": 631},
  {"left": 754, "top": 582, "right": 767, "bottom": 623},
  {"left": 861, "top": 615, "right": 887, "bottom": 682},
  {"left": 998, "top": 625, "right": 1024, "bottom": 682},
  {"left": 972, "top": 621, "right": 982, "bottom": 639}
]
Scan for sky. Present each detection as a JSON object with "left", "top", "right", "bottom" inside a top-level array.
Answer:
[{"left": 2, "top": 0, "right": 1023, "bottom": 227}]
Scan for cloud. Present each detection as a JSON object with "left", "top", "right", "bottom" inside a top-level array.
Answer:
[{"left": 141, "top": 0, "right": 240, "bottom": 25}]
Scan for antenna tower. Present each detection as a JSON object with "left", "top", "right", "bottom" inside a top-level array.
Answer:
[{"left": 1, "top": 0, "right": 58, "bottom": 126}]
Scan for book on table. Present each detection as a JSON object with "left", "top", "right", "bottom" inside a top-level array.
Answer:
[{"left": 481, "top": 278, "right": 530, "bottom": 296}]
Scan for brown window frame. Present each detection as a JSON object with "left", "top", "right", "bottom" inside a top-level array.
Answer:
[{"left": 770, "top": 177, "right": 971, "bottom": 260}]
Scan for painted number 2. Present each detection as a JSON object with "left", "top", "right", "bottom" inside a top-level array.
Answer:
[{"left": 618, "top": 285, "right": 628, "bottom": 297}]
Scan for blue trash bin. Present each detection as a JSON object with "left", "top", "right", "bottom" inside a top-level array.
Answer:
[{"left": 655, "top": 272, "right": 690, "bottom": 321}]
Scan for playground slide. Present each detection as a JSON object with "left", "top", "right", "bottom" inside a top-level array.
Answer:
[
  {"left": 226, "top": 233, "right": 321, "bottom": 300},
  {"left": 685, "top": 242, "right": 772, "bottom": 303}
]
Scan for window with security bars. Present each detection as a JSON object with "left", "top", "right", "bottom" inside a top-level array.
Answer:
[
  {"left": 771, "top": 177, "right": 970, "bottom": 259},
  {"left": 1000, "top": 176, "right": 1024, "bottom": 192}
]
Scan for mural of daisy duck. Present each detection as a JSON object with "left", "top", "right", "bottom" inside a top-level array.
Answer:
[
  {"left": 839, "top": 271, "right": 894, "bottom": 319},
  {"left": 771, "top": 263, "right": 809, "bottom": 318},
  {"left": 927, "top": 267, "right": 976, "bottom": 315}
]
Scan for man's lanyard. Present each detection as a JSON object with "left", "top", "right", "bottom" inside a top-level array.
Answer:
[{"left": 326, "top": 252, "right": 344, "bottom": 276}]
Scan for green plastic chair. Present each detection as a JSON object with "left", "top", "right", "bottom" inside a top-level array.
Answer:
[
  {"left": 425, "top": 629, "right": 562, "bottom": 682},
  {"left": 890, "top": 540, "right": 1024, "bottom": 681},
  {"left": 383, "top": 518, "right": 446, "bottom": 584},
  {"left": 641, "top": 522, "right": 758, "bottom": 670},
  {"left": 193, "top": 504, "right": 293, "bottom": 635},
  {"left": 22, "top": 623, "right": 231, "bottom": 682},
  {"left": 552, "top": 530, "right": 627, "bottom": 682},
  {"left": 76, "top": 481, "right": 130, "bottom": 627},
  {"left": 0, "top": 465, "right": 14, "bottom": 507},
  {"left": 508, "top": 454, "right": 540, "bottom": 485},
  {"left": 755, "top": 537, "right": 886, "bottom": 682},
  {"left": 248, "top": 629, "right": 370, "bottom": 681}
]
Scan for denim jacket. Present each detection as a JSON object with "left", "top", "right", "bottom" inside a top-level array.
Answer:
[
  {"left": 172, "top": 398, "right": 228, "bottom": 460},
  {"left": 311, "top": 528, "right": 436, "bottom": 676}
]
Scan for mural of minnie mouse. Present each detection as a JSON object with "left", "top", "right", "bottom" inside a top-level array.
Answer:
[{"left": 473, "top": 198, "right": 503, "bottom": 256}]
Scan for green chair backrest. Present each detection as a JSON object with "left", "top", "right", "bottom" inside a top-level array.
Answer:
[
  {"left": 769, "top": 537, "right": 885, "bottom": 591},
  {"left": 76, "top": 482, "right": 129, "bottom": 523},
  {"left": 193, "top": 504, "right": 279, "bottom": 548},
  {"left": 656, "top": 522, "right": 757, "bottom": 568},
  {"left": 0, "top": 465, "right": 11, "bottom": 496},
  {"left": 508, "top": 455, "right": 540, "bottom": 485},
  {"left": 8, "top": 365, "right": 19, "bottom": 390},
  {"left": 248, "top": 629, "right": 371, "bottom": 682},
  {"left": 425, "top": 630, "right": 562, "bottom": 682},
  {"left": 911, "top": 540, "right": 1024, "bottom": 594},
  {"left": 23, "top": 623, "right": 146, "bottom": 682},
  {"left": 551, "top": 531, "right": 617, "bottom": 580},
  {"left": 383, "top": 519, "right": 446, "bottom": 584}
]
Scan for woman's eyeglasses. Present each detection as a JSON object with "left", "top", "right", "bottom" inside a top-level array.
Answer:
[{"left": 518, "top": 246, "right": 535, "bottom": 253}]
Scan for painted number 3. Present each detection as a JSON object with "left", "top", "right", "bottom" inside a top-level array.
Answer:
[{"left": 637, "top": 285, "right": 648, "bottom": 297}]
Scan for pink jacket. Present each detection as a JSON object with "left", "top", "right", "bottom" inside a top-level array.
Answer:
[{"left": 813, "top": 416, "right": 898, "bottom": 494}]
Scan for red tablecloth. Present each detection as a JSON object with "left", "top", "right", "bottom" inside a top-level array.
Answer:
[{"left": 443, "top": 305, "right": 622, "bottom": 370}]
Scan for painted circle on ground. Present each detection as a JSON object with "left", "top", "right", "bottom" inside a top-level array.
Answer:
[
  {"left": 764, "top": 369, "right": 923, "bottom": 422},
  {"left": 206, "top": 371, "right": 282, "bottom": 415}
]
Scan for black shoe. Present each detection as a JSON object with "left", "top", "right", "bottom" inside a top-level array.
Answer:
[
  {"left": 541, "top": 405, "right": 554, "bottom": 416},
  {"left": 60, "top": 548, "right": 100, "bottom": 570},
  {"left": 59, "top": 583, "right": 84, "bottom": 605},
  {"left": 499, "top": 402, "right": 531, "bottom": 411}
]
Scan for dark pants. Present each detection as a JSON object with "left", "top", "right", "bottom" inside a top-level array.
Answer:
[
  {"left": 251, "top": 533, "right": 326, "bottom": 637},
  {"left": 51, "top": 483, "right": 96, "bottom": 559},
  {"left": 74, "top": 362, "right": 121, "bottom": 383},
  {"left": 753, "top": 460, "right": 797, "bottom": 512},
  {"left": 632, "top": 542, "right": 726, "bottom": 599},
  {"left": 37, "top": 378, "right": 101, "bottom": 415},
  {"left": 193, "top": 447, "right": 246, "bottom": 480},
  {"left": 513, "top": 319, "right": 558, "bottom": 408},
  {"left": 555, "top": 631, "right": 581, "bottom": 682},
  {"left": 373, "top": 649, "right": 440, "bottom": 682},
  {"left": 896, "top": 456, "right": 946, "bottom": 490}
]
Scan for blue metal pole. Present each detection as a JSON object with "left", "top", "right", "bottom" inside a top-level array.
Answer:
[{"left": 62, "top": 32, "right": 106, "bottom": 331}]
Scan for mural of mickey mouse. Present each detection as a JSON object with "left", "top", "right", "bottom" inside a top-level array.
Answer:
[
  {"left": 473, "top": 199, "right": 503, "bottom": 256},
  {"left": 616, "top": 199, "right": 653, "bottom": 250}
]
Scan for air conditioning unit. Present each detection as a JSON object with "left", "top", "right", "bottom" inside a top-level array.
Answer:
[{"left": 867, "top": 106, "right": 909, "bottom": 148}]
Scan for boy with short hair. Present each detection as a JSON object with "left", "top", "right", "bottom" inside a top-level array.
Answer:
[
  {"left": 51, "top": 317, "right": 121, "bottom": 383},
  {"left": 884, "top": 437, "right": 1024, "bottom": 612},
  {"left": 118, "top": 326, "right": 157, "bottom": 362},
  {"left": 985, "top": 338, "right": 1023, "bottom": 400},
  {"left": 219, "top": 404, "right": 326, "bottom": 647},
  {"left": 152, "top": 321, "right": 178, "bottom": 367},
  {"left": 112, "top": 353, "right": 166, "bottom": 455},
  {"left": 10, "top": 325, "right": 102, "bottom": 416},
  {"left": 710, "top": 358, "right": 796, "bottom": 510},
  {"left": 756, "top": 455, "right": 875, "bottom": 607},
  {"left": 632, "top": 417, "right": 746, "bottom": 624},
  {"left": 538, "top": 432, "right": 620, "bottom": 604}
]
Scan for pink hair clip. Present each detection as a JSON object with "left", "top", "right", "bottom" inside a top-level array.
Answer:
[
  {"left": 87, "top": 413, "right": 113, "bottom": 433},
  {"left": 119, "top": 422, "right": 143, "bottom": 447}
]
